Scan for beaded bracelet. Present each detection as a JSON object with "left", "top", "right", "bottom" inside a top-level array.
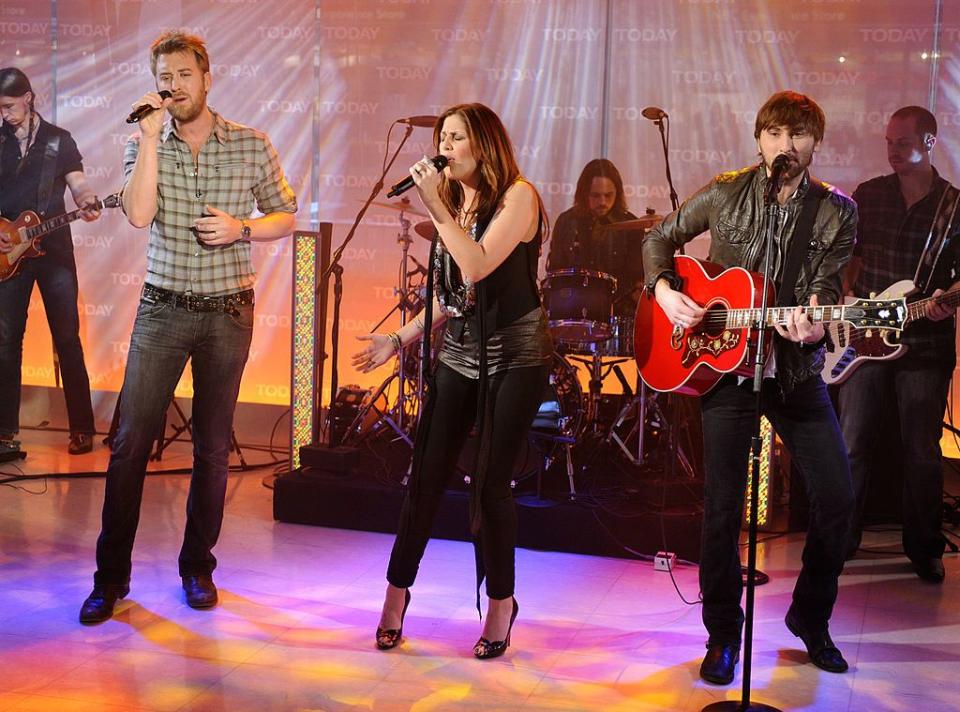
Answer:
[{"left": 388, "top": 332, "right": 402, "bottom": 352}]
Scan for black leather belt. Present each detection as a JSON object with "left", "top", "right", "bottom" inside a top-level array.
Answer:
[{"left": 142, "top": 283, "right": 254, "bottom": 313}]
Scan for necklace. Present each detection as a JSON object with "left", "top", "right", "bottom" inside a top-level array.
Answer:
[{"left": 13, "top": 112, "right": 37, "bottom": 175}]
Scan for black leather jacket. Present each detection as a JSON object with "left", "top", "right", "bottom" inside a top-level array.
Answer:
[{"left": 642, "top": 164, "right": 858, "bottom": 394}]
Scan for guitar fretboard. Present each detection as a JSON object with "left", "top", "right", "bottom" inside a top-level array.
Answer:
[
  {"left": 700, "top": 299, "right": 903, "bottom": 331},
  {"left": 24, "top": 209, "right": 84, "bottom": 239},
  {"left": 906, "top": 288, "right": 960, "bottom": 322},
  {"left": 721, "top": 305, "right": 849, "bottom": 329}
]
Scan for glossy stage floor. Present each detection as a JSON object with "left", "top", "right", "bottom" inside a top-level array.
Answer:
[{"left": 1, "top": 429, "right": 958, "bottom": 712}]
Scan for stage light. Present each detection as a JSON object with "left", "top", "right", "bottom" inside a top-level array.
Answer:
[
  {"left": 744, "top": 415, "right": 773, "bottom": 528},
  {"left": 290, "top": 231, "right": 320, "bottom": 470}
]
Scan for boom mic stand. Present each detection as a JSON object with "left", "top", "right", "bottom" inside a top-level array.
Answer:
[
  {"left": 315, "top": 121, "right": 415, "bottom": 444},
  {"left": 647, "top": 110, "right": 690, "bottom": 479},
  {"left": 703, "top": 172, "right": 784, "bottom": 712}
]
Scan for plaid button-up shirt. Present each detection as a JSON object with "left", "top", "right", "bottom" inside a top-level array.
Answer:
[
  {"left": 122, "top": 109, "right": 297, "bottom": 296},
  {"left": 852, "top": 169, "right": 959, "bottom": 354}
]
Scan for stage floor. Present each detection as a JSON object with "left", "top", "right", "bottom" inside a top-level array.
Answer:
[{"left": 1, "top": 430, "right": 958, "bottom": 711}]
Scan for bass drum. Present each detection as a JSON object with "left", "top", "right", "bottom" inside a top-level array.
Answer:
[
  {"left": 456, "top": 353, "right": 585, "bottom": 481},
  {"left": 541, "top": 268, "right": 618, "bottom": 343}
]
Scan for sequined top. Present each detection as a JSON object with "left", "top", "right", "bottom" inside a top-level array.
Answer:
[
  {"left": 439, "top": 306, "right": 552, "bottom": 380},
  {"left": 433, "top": 215, "right": 552, "bottom": 379}
]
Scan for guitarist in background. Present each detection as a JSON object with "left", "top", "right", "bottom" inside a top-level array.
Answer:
[
  {"left": 0, "top": 67, "right": 100, "bottom": 457},
  {"left": 839, "top": 106, "right": 959, "bottom": 583},
  {"left": 643, "top": 91, "right": 857, "bottom": 684}
]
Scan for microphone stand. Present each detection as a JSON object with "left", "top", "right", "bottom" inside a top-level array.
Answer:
[
  {"left": 703, "top": 172, "right": 783, "bottom": 712},
  {"left": 653, "top": 115, "right": 680, "bottom": 212},
  {"left": 316, "top": 122, "right": 415, "bottom": 444},
  {"left": 650, "top": 114, "right": 685, "bottom": 482}
]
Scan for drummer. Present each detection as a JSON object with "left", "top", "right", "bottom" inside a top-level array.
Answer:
[{"left": 546, "top": 159, "right": 640, "bottom": 315}]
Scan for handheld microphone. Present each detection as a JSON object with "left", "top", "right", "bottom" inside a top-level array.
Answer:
[
  {"left": 126, "top": 90, "right": 172, "bottom": 124},
  {"left": 386, "top": 155, "right": 449, "bottom": 197},
  {"left": 642, "top": 106, "right": 668, "bottom": 121},
  {"left": 398, "top": 115, "right": 438, "bottom": 128},
  {"left": 765, "top": 153, "right": 792, "bottom": 202}
]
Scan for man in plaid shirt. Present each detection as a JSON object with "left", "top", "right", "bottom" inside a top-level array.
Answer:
[
  {"left": 839, "top": 106, "right": 959, "bottom": 583},
  {"left": 80, "top": 30, "right": 296, "bottom": 623}
]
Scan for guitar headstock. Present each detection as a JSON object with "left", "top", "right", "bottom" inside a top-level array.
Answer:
[
  {"left": 99, "top": 193, "right": 121, "bottom": 210},
  {"left": 844, "top": 296, "right": 907, "bottom": 331}
]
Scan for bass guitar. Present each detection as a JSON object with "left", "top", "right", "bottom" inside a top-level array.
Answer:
[
  {"left": 634, "top": 255, "right": 907, "bottom": 395},
  {"left": 0, "top": 193, "right": 120, "bottom": 282},
  {"left": 822, "top": 280, "right": 960, "bottom": 385}
]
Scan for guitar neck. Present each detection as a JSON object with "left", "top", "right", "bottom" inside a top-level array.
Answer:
[
  {"left": 24, "top": 208, "right": 87, "bottom": 240},
  {"left": 907, "top": 288, "right": 960, "bottom": 322},
  {"left": 727, "top": 304, "right": 850, "bottom": 328}
]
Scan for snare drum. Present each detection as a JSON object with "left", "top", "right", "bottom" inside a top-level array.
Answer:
[
  {"left": 541, "top": 268, "right": 617, "bottom": 343},
  {"left": 603, "top": 315, "right": 635, "bottom": 357},
  {"left": 558, "top": 314, "right": 636, "bottom": 358}
]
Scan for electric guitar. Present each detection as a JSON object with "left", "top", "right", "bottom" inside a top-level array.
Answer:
[
  {"left": 0, "top": 193, "right": 120, "bottom": 282},
  {"left": 822, "top": 280, "right": 960, "bottom": 385},
  {"left": 634, "top": 255, "right": 907, "bottom": 395}
]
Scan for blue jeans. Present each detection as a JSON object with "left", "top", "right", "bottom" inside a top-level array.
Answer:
[
  {"left": 699, "top": 375, "right": 853, "bottom": 646},
  {"left": 93, "top": 292, "right": 253, "bottom": 585},
  {"left": 838, "top": 351, "right": 951, "bottom": 561},
  {"left": 0, "top": 244, "right": 94, "bottom": 437}
]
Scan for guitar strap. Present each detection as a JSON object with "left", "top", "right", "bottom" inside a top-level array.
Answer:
[
  {"left": 913, "top": 182, "right": 960, "bottom": 295},
  {"left": 36, "top": 129, "right": 61, "bottom": 218},
  {"left": 776, "top": 179, "right": 826, "bottom": 307}
]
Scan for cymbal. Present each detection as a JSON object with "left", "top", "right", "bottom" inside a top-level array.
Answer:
[
  {"left": 369, "top": 198, "right": 428, "bottom": 218},
  {"left": 414, "top": 220, "right": 435, "bottom": 240},
  {"left": 607, "top": 214, "right": 664, "bottom": 231}
]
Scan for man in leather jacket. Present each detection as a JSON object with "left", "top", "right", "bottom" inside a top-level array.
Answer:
[{"left": 642, "top": 91, "right": 857, "bottom": 685}]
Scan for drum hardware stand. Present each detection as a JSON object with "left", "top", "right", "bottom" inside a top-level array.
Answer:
[
  {"left": 528, "top": 431, "right": 577, "bottom": 499},
  {"left": 606, "top": 378, "right": 694, "bottom": 479},
  {"left": 345, "top": 209, "right": 425, "bottom": 449},
  {"left": 343, "top": 370, "right": 413, "bottom": 448},
  {"left": 566, "top": 351, "right": 631, "bottom": 433},
  {"left": 316, "top": 120, "right": 417, "bottom": 444}
]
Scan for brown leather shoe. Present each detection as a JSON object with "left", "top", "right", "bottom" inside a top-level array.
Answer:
[
  {"left": 79, "top": 584, "right": 130, "bottom": 624},
  {"left": 68, "top": 433, "right": 93, "bottom": 455},
  {"left": 183, "top": 574, "right": 218, "bottom": 608}
]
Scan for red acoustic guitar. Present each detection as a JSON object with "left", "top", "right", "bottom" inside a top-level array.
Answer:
[
  {"left": 0, "top": 193, "right": 120, "bottom": 282},
  {"left": 633, "top": 255, "right": 907, "bottom": 396}
]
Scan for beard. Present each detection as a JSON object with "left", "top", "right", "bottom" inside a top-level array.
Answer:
[{"left": 168, "top": 93, "right": 205, "bottom": 123}]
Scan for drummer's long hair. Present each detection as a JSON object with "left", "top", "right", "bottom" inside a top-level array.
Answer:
[
  {"left": 433, "top": 103, "right": 547, "bottom": 234},
  {"left": 573, "top": 158, "right": 629, "bottom": 218}
]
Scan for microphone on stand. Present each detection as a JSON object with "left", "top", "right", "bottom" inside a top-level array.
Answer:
[
  {"left": 641, "top": 106, "right": 668, "bottom": 121},
  {"left": 765, "top": 153, "right": 792, "bottom": 203},
  {"left": 386, "top": 155, "right": 449, "bottom": 197},
  {"left": 126, "top": 90, "right": 172, "bottom": 123},
  {"left": 397, "top": 115, "right": 438, "bottom": 128}
]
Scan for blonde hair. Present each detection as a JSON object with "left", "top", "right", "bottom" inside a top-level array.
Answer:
[{"left": 149, "top": 30, "right": 210, "bottom": 76}]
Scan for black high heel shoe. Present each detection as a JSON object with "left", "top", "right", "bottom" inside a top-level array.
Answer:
[
  {"left": 375, "top": 588, "right": 411, "bottom": 650},
  {"left": 473, "top": 597, "right": 519, "bottom": 660}
]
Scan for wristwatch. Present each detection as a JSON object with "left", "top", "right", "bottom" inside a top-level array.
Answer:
[{"left": 240, "top": 219, "right": 251, "bottom": 240}]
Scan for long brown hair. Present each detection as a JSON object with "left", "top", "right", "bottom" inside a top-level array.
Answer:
[
  {"left": 573, "top": 158, "right": 629, "bottom": 217},
  {"left": 433, "top": 103, "right": 546, "bottom": 233}
]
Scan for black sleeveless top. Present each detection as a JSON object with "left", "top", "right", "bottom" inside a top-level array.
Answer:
[{"left": 436, "top": 222, "right": 552, "bottom": 378}]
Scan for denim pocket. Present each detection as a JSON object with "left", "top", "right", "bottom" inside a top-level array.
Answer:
[
  {"left": 227, "top": 302, "right": 254, "bottom": 330},
  {"left": 136, "top": 297, "right": 170, "bottom": 319}
]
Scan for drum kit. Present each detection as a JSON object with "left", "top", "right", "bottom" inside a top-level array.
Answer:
[{"left": 339, "top": 203, "right": 694, "bottom": 493}]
